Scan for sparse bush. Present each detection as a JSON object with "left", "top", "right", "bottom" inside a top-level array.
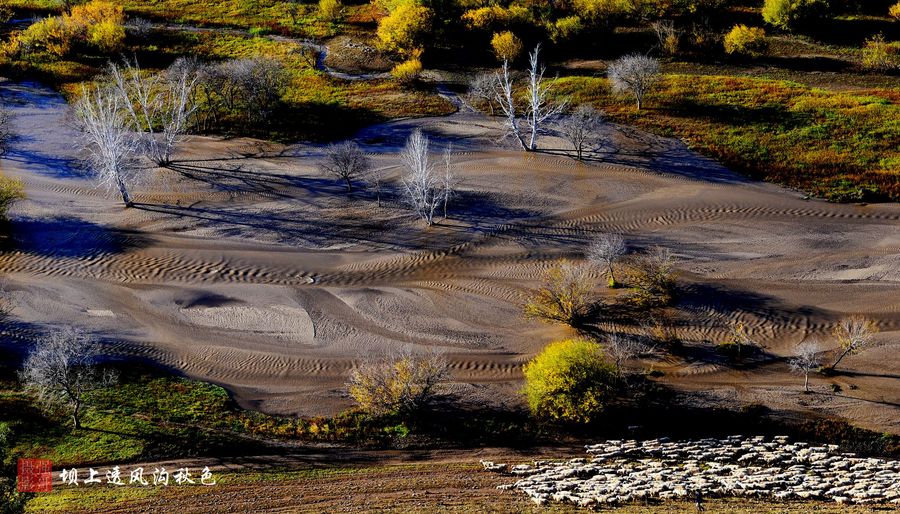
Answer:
[
  {"left": 587, "top": 233, "right": 625, "bottom": 287},
  {"left": 651, "top": 20, "right": 679, "bottom": 56},
  {"left": 623, "top": 247, "right": 677, "bottom": 307},
  {"left": 348, "top": 350, "right": 449, "bottom": 415},
  {"left": 830, "top": 315, "right": 878, "bottom": 371},
  {"left": 522, "top": 339, "right": 617, "bottom": 423},
  {"left": 608, "top": 54, "right": 660, "bottom": 110},
  {"left": 19, "top": 327, "right": 118, "bottom": 430},
  {"left": 524, "top": 261, "right": 596, "bottom": 326},
  {"left": 319, "top": 141, "right": 372, "bottom": 193},
  {"left": 762, "top": 0, "right": 831, "bottom": 31},
  {"left": 717, "top": 320, "right": 758, "bottom": 360},
  {"left": 790, "top": 340, "right": 823, "bottom": 392},
  {"left": 491, "top": 31, "right": 523, "bottom": 62},
  {"left": 467, "top": 72, "right": 497, "bottom": 115},
  {"left": 557, "top": 104, "right": 605, "bottom": 162},
  {"left": 724, "top": 24, "right": 767, "bottom": 57},
  {"left": 862, "top": 34, "right": 900, "bottom": 71},
  {"left": 391, "top": 57, "right": 423, "bottom": 84}
]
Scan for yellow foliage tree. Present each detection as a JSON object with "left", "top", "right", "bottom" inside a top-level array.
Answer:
[
  {"left": 522, "top": 339, "right": 617, "bottom": 423},
  {"left": 319, "top": 0, "right": 343, "bottom": 21},
  {"left": 891, "top": 1, "right": 900, "bottom": 20},
  {"left": 461, "top": 5, "right": 507, "bottom": 29},
  {"left": 69, "top": 0, "right": 125, "bottom": 27},
  {"left": 391, "top": 56, "right": 423, "bottom": 84},
  {"left": 376, "top": 1, "right": 432, "bottom": 57},
  {"left": 572, "top": 0, "right": 634, "bottom": 22},
  {"left": 723, "top": 24, "right": 767, "bottom": 57},
  {"left": 87, "top": 18, "right": 126, "bottom": 53},
  {"left": 490, "top": 31, "right": 523, "bottom": 62},
  {"left": 5, "top": 0, "right": 125, "bottom": 58}
]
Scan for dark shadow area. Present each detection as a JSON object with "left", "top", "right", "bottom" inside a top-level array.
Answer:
[
  {"left": 1, "top": 133, "right": 89, "bottom": 179},
  {"left": 3, "top": 216, "right": 151, "bottom": 258},
  {"left": 756, "top": 55, "right": 853, "bottom": 73},
  {"left": 173, "top": 291, "right": 246, "bottom": 310}
]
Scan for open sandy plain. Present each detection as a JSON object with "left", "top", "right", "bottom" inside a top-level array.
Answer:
[{"left": 0, "top": 80, "right": 898, "bottom": 432}]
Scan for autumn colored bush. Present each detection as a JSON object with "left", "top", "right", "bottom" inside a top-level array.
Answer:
[
  {"left": 348, "top": 351, "right": 449, "bottom": 415},
  {"left": 723, "top": 25, "right": 767, "bottom": 57},
  {"left": 523, "top": 261, "right": 596, "bottom": 326},
  {"left": 376, "top": 0, "right": 432, "bottom": 57},
  {"left": 390, "top": 56, "right": 423, "bottom": 84},
  {"left": 3, "top": 0, "right": 124, "bottom": 58}
]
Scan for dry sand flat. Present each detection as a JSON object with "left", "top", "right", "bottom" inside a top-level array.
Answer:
[{"left": 0, "top": 80, "right": 898, "bottom": 430}]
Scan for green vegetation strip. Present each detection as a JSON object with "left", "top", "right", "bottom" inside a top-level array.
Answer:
[{"left": 557, "top": 74, "right": 900, "bottom": 202}]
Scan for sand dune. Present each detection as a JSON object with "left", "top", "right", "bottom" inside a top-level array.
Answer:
[{"left": 1, "top": 80, "right": 898, "bottom": 431}]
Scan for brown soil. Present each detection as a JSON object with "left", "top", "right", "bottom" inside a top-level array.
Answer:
[{"left": 42, "top": 450, "right": 896, "bottom": 513}]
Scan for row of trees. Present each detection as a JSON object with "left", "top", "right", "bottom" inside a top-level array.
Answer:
[
  {"left": 74, "top": 56, "right": 288, "bottom": 206},
  {"left": 469, "top": 49, "right": 660, "bottom": 158},
  {"left": 320, "top": 130, "right": 456, "bottom": 225}
]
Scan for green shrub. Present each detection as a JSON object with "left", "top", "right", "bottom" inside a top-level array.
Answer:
[
  {"left": 762, "top": 0, "right": 831, "bottom": 31},
  {"left": 862, "top": 34, "right": 900, "bottom": 71},
  {"left": 723, "top": 24, "right": 767, "bottom": 56},
  {"left": 523, "top": 262, "right": 596, "bottom": 326},
  {"left": 522, "top": 339, "right": 617, "bottom": 423}
]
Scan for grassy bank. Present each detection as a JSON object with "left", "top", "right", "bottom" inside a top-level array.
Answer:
[
  {"left": 556, "top": 74, "right": 900, "bottom": 202},
  {"left": 0, "top": 24, "right": 451, "bottom": 141}
]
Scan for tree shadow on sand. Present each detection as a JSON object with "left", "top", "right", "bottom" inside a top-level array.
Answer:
[{"left": 2, "top": 216, "right": 151, "bottom": 258}]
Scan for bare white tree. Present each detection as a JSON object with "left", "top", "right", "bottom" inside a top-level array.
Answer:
[
  {"left": 441, "top": 146, "right": 456, "bottom": 220},
  {"left": 400, "top": 129, "right": 441, "bottom": 225},
  {"left": 830, "top": 316, "right": 878, "bottom": 371},
  {"left": 525, "top": 44, "right": 566, "bottom": 151},
  {"left": 108, "top": 59, "right": 198, "bottom": 166},
  {"left": 790, "top": 340, "right": 823, "bottom": 392},
  {"left": 159, "top": 58, "right": 200, "bottom": 165},
  {"left": 588, "top": 233, "right": 626, "bottom": 287},
  {"left": 19, "top": 327, "right": 117, "bottom": 430},
  {"left": 557, "top": 104, "right": 604, "bottom": 161},
  {"left": 319, "top": 141, "right": 372, "bottom": 193},
  {"left": 493, "top": 61, "right": 528, "bottom": 151},
  {"left": 74, "top": 84, "right": 140, "bottom": 207},
  {"left": 467, "top": 72, "right": 497, "bottom": 115},
  {"left": 608, "top": 54, "right": 661, "bottom": 110},
  {"left": 605, "top": 332, "right": 650, "bottom": 377},
  {"left": 0, "top": 105, "right": 12, "bottom": 157}
]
